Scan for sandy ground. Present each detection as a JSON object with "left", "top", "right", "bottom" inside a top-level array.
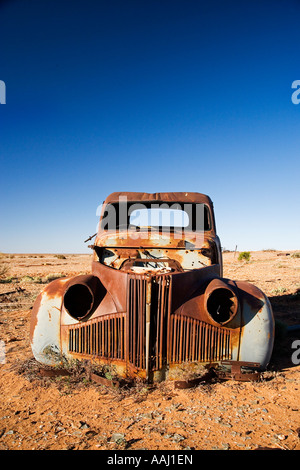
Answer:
[{"left": 0, "top": 250, "right": 299, "bottom": 451}]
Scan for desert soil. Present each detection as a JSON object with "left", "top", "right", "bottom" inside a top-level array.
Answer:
[{"left": 0, "top": 250, "right": 299, "bottom": 451}]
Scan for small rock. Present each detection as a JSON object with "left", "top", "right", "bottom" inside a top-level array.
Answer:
[
  {"left": 140, "top": 413, "right": 152, "bottom": 420},
  {"left": 55, "top": 426, "right": 65, "bottom": 433},
  {"left": 214, "top": 417, "right": 222, "bottom": 423},
  {"left": 173, "top": 420, "right": 184, "bottom": 428},
  {"left": 111, "top": 433, "right": 125, "bottom": 444},
  {"left": 79, "top": 421, "right": 90, "bottom": 430},
  {"left": 172, "top": 433, "right": 185, "bottom": 443}
]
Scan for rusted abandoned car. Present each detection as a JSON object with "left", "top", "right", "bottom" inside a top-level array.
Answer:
[{"left": 30, "top": 192, "right": 274, "bottom": 383}]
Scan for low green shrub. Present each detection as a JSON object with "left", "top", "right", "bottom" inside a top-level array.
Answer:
[{"left": 238, "top": 251, "right": 251, "bottom": 262}]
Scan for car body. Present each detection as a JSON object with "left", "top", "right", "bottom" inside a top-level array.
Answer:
[{"left": 30, "top": 192, "right": 275, "bottom": 382}]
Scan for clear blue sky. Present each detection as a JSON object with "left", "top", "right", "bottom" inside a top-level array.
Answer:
[{"left": 1, "top": 0, "right": 299, "bottom": 253}]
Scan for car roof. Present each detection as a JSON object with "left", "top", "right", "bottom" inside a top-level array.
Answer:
[{"left": 103, "top": 192, "right": 213, "bottom": 206}]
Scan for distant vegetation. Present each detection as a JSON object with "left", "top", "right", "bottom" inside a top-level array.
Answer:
[
  {"left": 0, "top": 272, "right": 65, "bottom": 284},
  {"left": 238, "top": 251, "right": 251, "bottom": 262},
  {"left": 0, "top": 263, "right": 9, "bottom": 279}
]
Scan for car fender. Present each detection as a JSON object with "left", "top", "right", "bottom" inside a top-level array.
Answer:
[
  {"left": 30, "top": 277, "right": 71, "bottom": 365},
  {"left": 236, "top": 280, "right": 275, "bottom": 369}
]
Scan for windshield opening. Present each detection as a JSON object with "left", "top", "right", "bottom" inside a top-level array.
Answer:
[{"left": 100, "top": 202, "right": 211, "bottom": 232}]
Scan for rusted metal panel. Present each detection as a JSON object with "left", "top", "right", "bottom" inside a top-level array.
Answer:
[
  {"left": 90, "top": 373, "right": 121, "bottom": 388},
  {"left": 217, "top": 361, "right": 261, "bottom": 382},
  {"left": 103, "top": 191, "right": 214, "bottom": 206},
  {"left": 30, "top": 191, "right": 274, "bottom": 383}
]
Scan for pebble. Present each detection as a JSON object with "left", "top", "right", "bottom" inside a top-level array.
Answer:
[
  {"left": 140, "top": 413, "right": 152, "bottom": 420},
  {"left": 55, "top": 426, "right": 65, "bottom": 433},
  {"left": 211, "top": 443, "right": 230, "bottom": 450},
  {"left": 214, "top": 417, "right": 222, "bottom": 423},
  {"left": 231, "top": 431, "right": 242, "bottom": 437},
  {"left": 173, "top": 420, "right": 184, "bottom": 428},
  {"left": 79, "top": 421, "right": 90, "bottom": 429},
  {"left": 163, "top": 432, "right": 185, "bottom": 442},
  {"left": 110, "top": 433, "right": 125, "bottom": 444},
  {"left": 171, "top": 433, "right": 185, "bottom": 443}
]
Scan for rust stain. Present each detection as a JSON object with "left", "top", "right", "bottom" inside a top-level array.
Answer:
[
  {"left": 43, "top": 277, "right": 71, "bottom": 300},
  {"left": 29, "top": 292, "right": 42, "bottom": 344}
]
